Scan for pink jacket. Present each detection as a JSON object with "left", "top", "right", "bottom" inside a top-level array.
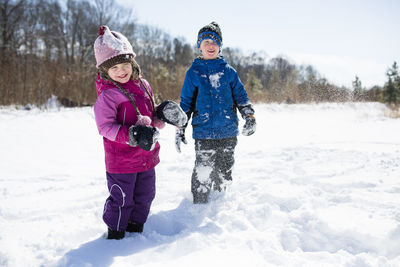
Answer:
[{"left": 94, "top": 75, "right": 160, "bottom": 173}]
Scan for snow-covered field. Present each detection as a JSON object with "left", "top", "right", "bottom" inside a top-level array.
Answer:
[{"left": 0, "top": 102, "right": 399, "bottom": 267}]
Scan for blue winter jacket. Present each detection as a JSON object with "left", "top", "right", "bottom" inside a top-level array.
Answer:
[{"left": 180, "top": 56, "right": 251, "bottom": 139}]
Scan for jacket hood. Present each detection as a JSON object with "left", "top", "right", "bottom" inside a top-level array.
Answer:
[
  {"left": 95, "top": 74, "right": 147, "bottom": 97},
  {"left": 96, "top": 74, "right": 115, "bottom": 96},
  {"left": 192, "top": 56, "right": 227, "bottom": 69}
]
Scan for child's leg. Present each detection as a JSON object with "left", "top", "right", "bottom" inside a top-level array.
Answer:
[
  {"left": 191, "top": 139, "right": 217, "bottom": 203},
  {"left": 103, "top": 172, "right": 138, "bottom": 232},
  {"left": 213, "top": 137, "right": 237, "bottom": 191},
  {"left": 129, "top": 168, "right": 156, "bottom": 224}
]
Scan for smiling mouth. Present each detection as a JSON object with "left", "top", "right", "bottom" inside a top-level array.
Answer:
[{"left": 119, "top": 74, "right": 128, "bottom": 79}]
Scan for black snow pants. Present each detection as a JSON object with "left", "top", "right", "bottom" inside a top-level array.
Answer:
[{"left": 191, "top": 137, "right": 238, "bottom": 203}]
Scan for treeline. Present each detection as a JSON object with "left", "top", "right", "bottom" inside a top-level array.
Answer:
[{"left": 0, "top": 0, "right": 395, "bottom": 107}]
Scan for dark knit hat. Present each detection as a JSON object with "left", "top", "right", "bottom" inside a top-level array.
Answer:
[
  {"left": 99, "top": 53, "right": 133, "bottom": 70},
  {"left": 197, "top": 21, "right": 223, "bottom": 48}
]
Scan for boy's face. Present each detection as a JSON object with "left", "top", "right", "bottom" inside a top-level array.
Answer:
[
  {"left": 199, "top": 39, "right": 219, "bottom": 60},
  {"left": 107, "top": 62, "right": 132, "bottom": 83}
]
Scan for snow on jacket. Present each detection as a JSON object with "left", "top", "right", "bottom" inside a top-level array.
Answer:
[
  {"left": 180, "top": 56, "right": 251, "bottom": 139},
  {"left": 94, "top": 75, "right": 160, "bottom": 173}
]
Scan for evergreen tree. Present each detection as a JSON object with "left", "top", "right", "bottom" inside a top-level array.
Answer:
[
  {"left": 384, "top": 62, "right": 400, "bottom": 105},
  {"left": 245, "top": 69, "right": 263, "bottom": 93},
  {"left": 352, "top": 75, "right": 364, "bottom": 101}
]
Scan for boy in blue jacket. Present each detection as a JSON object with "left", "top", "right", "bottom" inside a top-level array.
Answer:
[{"left": 176, "top": 22, "right": 256, "bottom": 204}]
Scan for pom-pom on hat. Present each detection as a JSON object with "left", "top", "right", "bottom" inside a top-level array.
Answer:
[
  {"left": 94, "top": 25, "right": 135, "bottom": 69},
  {"left": 197, "top": 21, "right": 223, "bottom": 48}
]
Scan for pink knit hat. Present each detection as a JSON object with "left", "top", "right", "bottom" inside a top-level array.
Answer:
[{"left": 94, "top": 25, "right": 136, "bottom": 68}]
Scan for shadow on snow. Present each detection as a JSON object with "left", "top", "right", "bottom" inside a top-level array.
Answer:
[{"left": 57, "top": 196, "right": 224, "bottom": 267}]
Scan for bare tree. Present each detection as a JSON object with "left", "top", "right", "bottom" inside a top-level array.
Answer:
[
  {"left": 0, "top": 0, "right": 26, "bottom": 56},
  {"left": 34, "top": 0, "right": 64, "bottom": 60}
]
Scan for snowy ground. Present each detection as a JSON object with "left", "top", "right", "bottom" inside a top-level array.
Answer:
[{"left": 0, "top": 102, "right": 400, "bottom": 267}]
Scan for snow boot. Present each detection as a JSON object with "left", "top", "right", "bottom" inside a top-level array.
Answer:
[
  {"left": 212, "top": 179, "right": 224, "bottom": 192},
  {"left": 126, "top": 221, "right": 144, "bottom": 233},
  {"left": 107, "top": 228, "right": 125, "bottom": 240},
  {"left": 193, "top": 192, "right": 209, "bottom": 204},
  {"left": 213, "top": 183, "right": 223, "bottom": 192}
]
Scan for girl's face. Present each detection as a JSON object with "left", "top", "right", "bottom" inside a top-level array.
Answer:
[
  {"left": 199, "top": 39, "right": 219, "bottom": 60},
  {"left": 107, "top": 62, "right": 132, "bottom": 83}
]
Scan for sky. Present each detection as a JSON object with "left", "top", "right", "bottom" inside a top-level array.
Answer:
[{"left": 117, "top": 0, "right": 400, "bottom": 88}]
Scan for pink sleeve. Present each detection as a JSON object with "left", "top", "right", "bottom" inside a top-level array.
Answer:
[{"left": 94, "top": 89, "right": 129, "bottom": 144}]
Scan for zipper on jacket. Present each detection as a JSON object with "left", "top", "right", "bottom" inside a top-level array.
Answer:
[{"left": 122, "top": 108, "right": 126, "bottom": 125}]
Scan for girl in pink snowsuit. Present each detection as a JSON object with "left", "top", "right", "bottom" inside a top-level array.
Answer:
[{"left": 93, "top": 25, "right": 163, "bottom": 240}]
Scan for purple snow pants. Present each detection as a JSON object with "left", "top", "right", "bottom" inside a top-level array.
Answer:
[{"left": 103, "top": 169, "right": 156, "bottom": 231}]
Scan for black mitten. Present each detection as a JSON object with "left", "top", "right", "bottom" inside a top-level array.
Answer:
[
  {"left": 156, "top": 100, "right": 188, "bottom": 127},
  {"left": 129, "top": 125, "right": 160, "bottom": 151},
  {"left": 238, "top": 104, "right": 255, "bottom": 119},
  {"left": 238, "top": 104, "right": 256, "bottom": 136},
  {"left": 175, "top": 127, "right": 187, "bottom": 153},
  {"left": 242, "top": 115, "right": 256, "bottom": 136}
]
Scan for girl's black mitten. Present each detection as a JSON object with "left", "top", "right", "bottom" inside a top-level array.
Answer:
[
  {"left": 156, "top": 100, "right": 188, "bottom": 127},
  {"left": 129, "top": 125, "right": 159, "bottom": 151}
]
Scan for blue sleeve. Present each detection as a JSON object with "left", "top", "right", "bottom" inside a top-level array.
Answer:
[
  {"left": 229, "top": 67, "right": 251, "bottom": 107},
  {"left": 179, "top": 69, "right": 197, "bottom": 113}
]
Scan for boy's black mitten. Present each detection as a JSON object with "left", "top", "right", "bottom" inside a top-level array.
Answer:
[
  {"left": 175, "top": 127, "right": 187, "bottom": 153},
  {"left": 129, "top": 125, "right": 160, "bottom": 151},
  {"left": 239, "top": 104, "right": 256, "bottom": 136},
  {"left": 242, "top": 115, "right": 256, "bottom": 136},
  {"left": 156, "top": 100, "right": 188, "bottom": 127}
]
